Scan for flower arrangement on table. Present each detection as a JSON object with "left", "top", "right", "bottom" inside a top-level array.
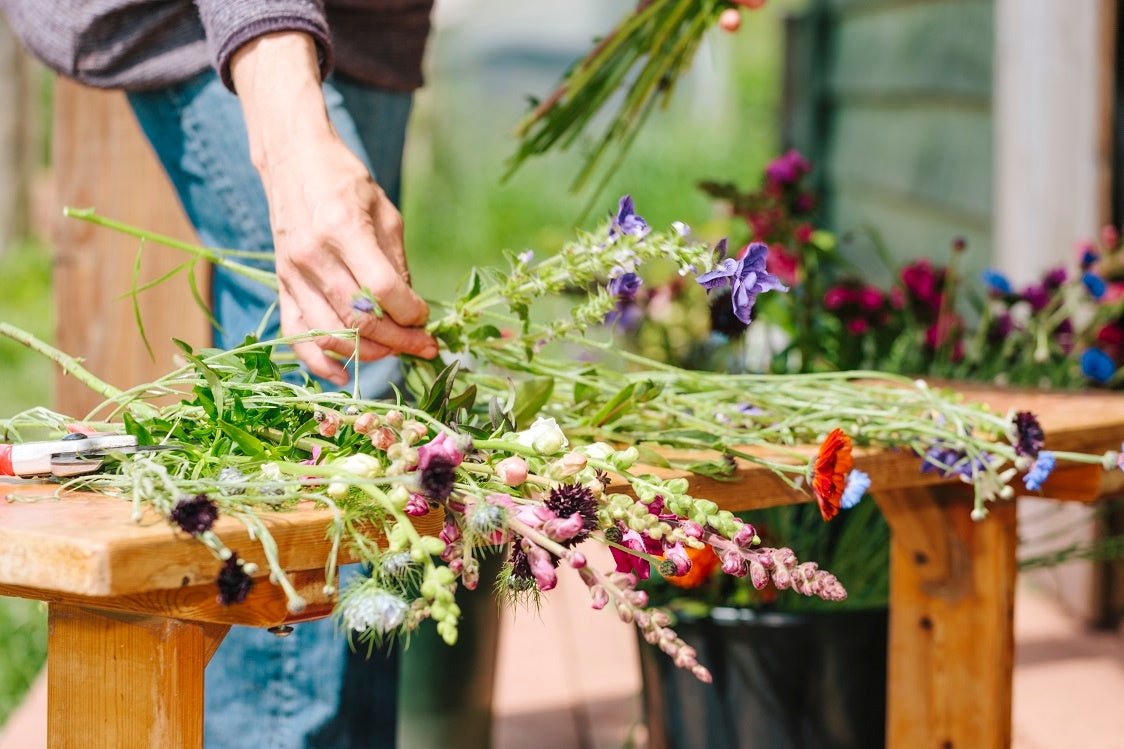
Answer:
[{"left": 0, "top": 197, "right": 1115, "bottom": 682}]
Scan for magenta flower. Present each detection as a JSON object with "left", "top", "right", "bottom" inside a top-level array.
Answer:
[
  {"left": 417, "top": 432, "right": 464, "bottom": 470},
  {"left": 405, "top": 494, "right": 431, "bottom": 517},
  {"left": 611, "top": 529, "right": 654, "bottom": 580},
  {"left": 764, "top": 149, "right": 810, "bottom": 186},
  {"left": 521, "top": 538, "right": 558, "bottom": 591},
  {"left": 663, "top": 543, "right": 692, "bottom": 576}
]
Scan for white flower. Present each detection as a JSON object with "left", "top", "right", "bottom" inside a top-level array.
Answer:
[
  {"left": 337, "top": 453, "right": 382, "bottom": 478},
  {"left": 260, "top": 462, "right": 282, "bottom": 481},
  {"left": 582, "top": 442, "right": 615, "bottom": 460},
  {"left": 342, "top": 588, "right": 409, "bottom": 635},
  {"left": 515, "top": 417, "right": 568, "bottom": 455}
]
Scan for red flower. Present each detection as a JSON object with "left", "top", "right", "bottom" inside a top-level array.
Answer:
[
  {"left": 765, "top": 244, "right": 801, "bottom": 287},
  {"left": 813, "top": 428, "right": 853, "bottom": 521}
]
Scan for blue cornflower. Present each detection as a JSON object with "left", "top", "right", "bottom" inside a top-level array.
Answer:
[
  {"left": 1080, "top": 348, "right": 1117, "bottom": 383},
  {"left": 696, "top": 242, "right": 788, "bottom": 324},
  {"left": 840, "top": 469, "right": 870, "bottom": 510},
  {"left": 1023, "top": 451, "right": 1056, "bottom": 491},
  {"left": 981, "top": 268, "right": 1013, "bottom": 295},
  {"left": 609, "top": 195, "right": 650, "bottom": 240},
  {"left": 607, "top": 272, "right": 642, "bottom": 301},
  {"left": 1083, "top": 272, "right": 1107, "bottom": 299},
  {"left": 1080, "top": 248, "right": 1100, "bottom": 270}
]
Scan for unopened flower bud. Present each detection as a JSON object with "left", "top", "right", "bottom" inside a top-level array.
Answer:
[
  {"left": 732, "top": 522, "right": 758, "bottom": 548},
  {"left": 318, "top": 412, "right": 341, "bottom": 438},
  {"left": 617, "top": 603, "right": 634, "bottom": 624},
  {"left": 385, "top": 410, "right": 404, "bottom": 428},
  {"left": 371, "top": 427, "right": 397, "bottom": 451},
  {"left": 570, "top": 552, "right": 587, "bottom": 569},
  {"left": 590, "top": 585, "right": 609, "bottom": 610},
  {"left": 495, "top": 456, "right": 528, "bottom": 486},
  {"left": 353, "top": 412, "right": 377, "bottom": 434}
]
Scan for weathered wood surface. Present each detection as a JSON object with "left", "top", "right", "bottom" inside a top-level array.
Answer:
[
  {"left": 876, "top": 485, "right": 1018, "bottom": 749},
  {"left": 52, "top": 80, "right": 209, "bottom": 417},
  {"left": 47, "top": 605, "right": 207, "bottom": 749}
]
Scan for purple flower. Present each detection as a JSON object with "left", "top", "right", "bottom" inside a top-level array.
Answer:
[
  {"left": 696, "top": 242, "right": 788, "bottom": 324},
  {"left": 608, "top": 272, "right": 642, "bottom": 301},
  {"left": 981, "top": 268, "right": 1013, "bottom": 296},
  {"left": 921, "top": 444, "right": 990, "bottom": 479},
  {"left": 1083, "top": 272, "right": 1107, "bottom": 300},
  {"left": 1012, "top": 411, "right": 1045, "bottom": 458},
  {"left": 1021, "top": 284, "right": 1050, "bottom": 312},
  {"left": 840, "top": 469, "right": 870, "bottom": 510},
  {"left": 1023, "top": 451, "right": 1056, "bottom": 492},
  {"left": 1081, "top": 348, "right": 1117, "bottom": 383},
  {"left": 544, "top": 483, "right": 598, "bottom": 546},
  {"left": 609, "top": 195, "right": 650, "bottom": 240},
  {"left": 216, "top": 554, "right": 253, "bottom": 606},
  {"left": 351, "top": 296, "right": 376, "bottom": 315},
  {"left": 1043, "top": 267, "right": 1068, "bottom": 290},
  {"left": 764, "top": 150, "right": 811, "bottom": 186},
  {"left": 405, "top": 494, "right": 431, "bottom": 517},
  {"left": 170, "top": 493, "right": 219, "bottom": 535}
]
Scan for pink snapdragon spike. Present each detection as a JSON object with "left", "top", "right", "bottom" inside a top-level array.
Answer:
[
  {"left": 521, "top": 538, "right": 558, "bottom": 591},
  {"left": 439, "top": 518, "right": 461, "bottom": 546},
  {"left": 417, "top": 432, "right": 463, "bottom": 470},
  {"left": 494, "top": 456, "right": 528, "bottom": 486},
  {"left": 664, "top": 542, "right": 692, "bottom": 576},
  {"left": 405, "top": 494, "right": 430, "bottom": 517}
]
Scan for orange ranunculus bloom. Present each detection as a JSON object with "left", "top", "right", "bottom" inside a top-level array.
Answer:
[
  {"left": 813, "top": 428, "right": 853, "bottom": 522},
  {"left": 666, "top": 544, "right": 721, "bottom": 589}
]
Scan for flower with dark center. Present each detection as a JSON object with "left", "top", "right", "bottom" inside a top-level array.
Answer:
[
  {"left": 216, "top": 554, "right": 253, "bottom": 606},
  {"left": 544, "top": 483, "right": 598, "bottom": 546},
  {"left": 506, "top": 540, "right": 541, "bottom": 590},
  {"left": 603, "top": 524, "right": 623, "bottom": 544},
  {"left": 170, "top": 493, "right": 219, "bottom": 535},
  {"left": 708, "top": 289, "right": 747, "bottom": 338},
  {"left": 419, "top": 455, "right": 458, "bottom": 500},
  {"left": 1012, "top": 411, "right": 1046, "bottom": 458}
]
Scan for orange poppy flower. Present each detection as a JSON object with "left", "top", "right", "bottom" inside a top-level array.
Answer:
[
  {"left": 666, "top": 544, "right": 721, "bottom": 589},
  {"left": 813, "top": 428, "right": 853, "bottom": 522}
]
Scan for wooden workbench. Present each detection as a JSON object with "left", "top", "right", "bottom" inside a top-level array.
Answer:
[{"left": 1, "top": 385, "right": 1122, "bottom": 748}]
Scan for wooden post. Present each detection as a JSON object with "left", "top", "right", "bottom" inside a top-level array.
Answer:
[
  {"left": 875, "top": 486, "right": 1018, "bottom": 749},
  {"left": 47, "top": 605, "right": 210, "bottom": 749},
  {"left": 51, "top": 80, "right": 209, "bottom": 417}
]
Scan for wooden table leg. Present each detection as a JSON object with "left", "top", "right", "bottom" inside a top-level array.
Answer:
[
  {"left": 47, "top": 604, "right": 216, "bottom": 749},
  {"left": 875, "top": 486, "right": 1018, "bottom": 749}
]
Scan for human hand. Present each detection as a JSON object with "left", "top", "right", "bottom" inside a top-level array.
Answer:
[{"left": 231, "top": 32, "right": 437, "bottom": 385}]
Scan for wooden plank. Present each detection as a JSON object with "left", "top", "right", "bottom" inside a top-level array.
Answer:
[
  {"left": 0, "top": 568, "right": 334, "bottom": 628},
  {"left": 48, "top": 604, "right": 206, "bottom": 749},
  {"left": 0, "top": 481, "right": 445, "bottom": 597},
  {"left": 826, "top": 104, "right": 992, "bottom": 219},
  {"left": 875, "top": 484, "right": 1018, "bottom": 749},
  {"left": 51, "top": 80, "right": 210, "bottom": 417},
  {"left": 828, "top": 0, "right": 993, "bottom": 99}
]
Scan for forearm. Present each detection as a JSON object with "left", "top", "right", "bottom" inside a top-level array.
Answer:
[{"left": 230, "top": 31, "right": 333, "bottom": 176}]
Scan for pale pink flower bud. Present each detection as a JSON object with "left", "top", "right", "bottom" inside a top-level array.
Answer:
[
  {"left": 692, "top": 665, "right": 713, "bottom": 683},
  {"left": 749, "top": 560, "right": 769, "bottom": 590},
  {"left": 371, "top": 427, "right": 397, "bottom": 451},
  {"left": 721, "top": 552, "right": 748, "bottom": 577},
  {"left": 569, "top": 552, "right": 587, "bottom": 569},
  {"left": 663, "top": 542, "right": 692, "bottom": 576},
  {"left": 317, "top": 412, "right": 341, "bottom": 438},
  {"left": 353, "top": 413, "right": 377, "bottom": 434},
  {"left": 630, "top": 590, "right": 649, "bottom": 607},
  {"left": 463, "top": 558, "right": 480, "bottom": 591},
  {"left": 521, "top": 538, "right": 557, "bottom": 591},
  {"left": 551, "top": 450, "right": 588, "bottom": 478},
  {"left": 617, "top": 603, "right": 634, "bottom": 624},
  {"left": 401, "top": 421, "right": 428, "bottom": 446},
  {"left": 543, "top": 512, "right": 585, "bottom": 543},
  {"left": 495, "top": 456, "right": 529, "bottom": 486},
  {"left": 405, "top": 494, "right": 430, "bottom": 517},
  {"left": 773, "top": 567, "right": 792, "bottom": 590},
  {"left": 679, "top": 520, "right": 704, "bottom": 539},
  {"left": 732, "top": 522, "right": 758, "bottom": 548},
  {"left": 385, "top": 410, "right": 404, "bottom": 428},
  {"left": 590, "top": 585, "right": 609, "bottom": 610},
  {"left": 440, "top": 520, "right": 461, "bottom": 545}
]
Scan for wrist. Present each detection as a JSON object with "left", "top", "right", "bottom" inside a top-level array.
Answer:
[{"left": 231, "top": 32, "right": 333, "bottom": 174}]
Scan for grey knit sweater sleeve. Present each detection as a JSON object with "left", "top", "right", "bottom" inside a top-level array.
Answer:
[{"left": 193, "top": 0, "right": 333, "bottom": 90}]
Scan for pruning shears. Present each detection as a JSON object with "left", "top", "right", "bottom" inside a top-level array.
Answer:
[{"left": 0, "top": 433, "right": 179, "bottom": 478}]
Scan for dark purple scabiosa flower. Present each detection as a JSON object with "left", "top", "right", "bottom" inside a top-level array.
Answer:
[
  {"left": 987, "top": 312, "right": 1014, "bottom": 344},
  {"left": 609, "top": 195, "right": 650, "bottom": 240},
  {"left": 419, "top": 455, "right": 458, "bottom": 500},
  {"left": 1012, "top": 411, "right": 1045, "bottom": 458},
  {"left": 544, "top": 483, "right": 598, "bottom": 546},
  {"left": 708, "top": 289, "right": 748, "bottom": 338},
  {"left": 216, "top": 554, "right": 254, "bottom": 606},
  {"left": 1043, "top": 267, "right": 1068, "bottom": 291},
  {"left": 170, "top": 493, "right": 219, "bottom": 535},
  {"left": 696, "top": 242, "right": 788, "bottom": 324},
  {"left": 1081, "top": 348, "right": 1117, "bottom": 384},
  {"left": 1021, "top": 283, "right": 1050, "bottom": 312}
]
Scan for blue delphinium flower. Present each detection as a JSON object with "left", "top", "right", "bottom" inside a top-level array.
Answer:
[
  {"left": 609, "top": 195, "right": 650, "bottom": 240},
  {"left": 1081, "top": 348, "right": 1117, "bottom": 383},
  {"left": 1082, "top": 272, "right": 1107, "bottom": 299},
  {"left": 981, "top": 268, "right": 1013, "bottom": 295},
  {"left": 696, "top": 242, "right": 788, "bottom": 324},
  {"left": 840, "top": 469, "right": 871, "bottom": 510},
  {"left": 1023, "top": 451, "right": 1056, "bottom": 491}
]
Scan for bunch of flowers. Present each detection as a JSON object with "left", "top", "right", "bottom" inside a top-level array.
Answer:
[{"left": 2, "top": 197, "right": 1117, "bottom": 681}]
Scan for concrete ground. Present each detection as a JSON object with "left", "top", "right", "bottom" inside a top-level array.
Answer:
[{"left": 492, "top": 554, "right": 1124, "bottom": 748}]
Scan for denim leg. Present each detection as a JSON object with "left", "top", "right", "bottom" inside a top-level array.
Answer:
[{"left": 126, "top": 70, "right": 410, "bottom": 749}]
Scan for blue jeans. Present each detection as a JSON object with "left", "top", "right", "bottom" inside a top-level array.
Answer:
[{"left": 128, "top": 71, "right": 411, "bottom": 749}]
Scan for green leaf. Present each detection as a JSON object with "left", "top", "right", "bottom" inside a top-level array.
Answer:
[
  {"left": 421, "top": 360, "right": 461, "bottom": 415},
  {"left": 459, "top": 268, "right": 482, "bottom": 302},
  {"left": 469, "top": 325, "right": 502, "bottom": 342},
  {"left": 446, "top": 384, "right": 477, "bottom": 418},
  {"left": 122, "top": 412, "right": 153, "bottom": 446},
  {"left": 634, "top": 444, "right": 671, "bottom": 468},
  {"left": 589, "top": 383, "right": 636, "bottom": 427},
  {"left": 684, "top": 458, "right": 737, "bottom": 481},
  {"left": 218, "top": 420, "right": 265, "bottom": 457},
  {"left": 512, "top": 377, "right": 554, "bottom": 429}
]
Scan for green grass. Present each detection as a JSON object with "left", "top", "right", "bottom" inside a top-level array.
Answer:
[{"left": 0, "top": 238, "right": 52, "bottom": 725}]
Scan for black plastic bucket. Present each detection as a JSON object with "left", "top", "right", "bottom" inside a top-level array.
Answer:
[{"left": 639, "top": 607, "right": 888, "bottom": 749}]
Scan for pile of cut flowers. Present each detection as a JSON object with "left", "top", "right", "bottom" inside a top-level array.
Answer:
[{"left": 1, "top": 197, "right": 1117, "bottom": 681}]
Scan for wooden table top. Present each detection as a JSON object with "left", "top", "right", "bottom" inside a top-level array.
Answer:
[{"left": 1, "top": 384, "right": 1121, "bottom": 600}]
